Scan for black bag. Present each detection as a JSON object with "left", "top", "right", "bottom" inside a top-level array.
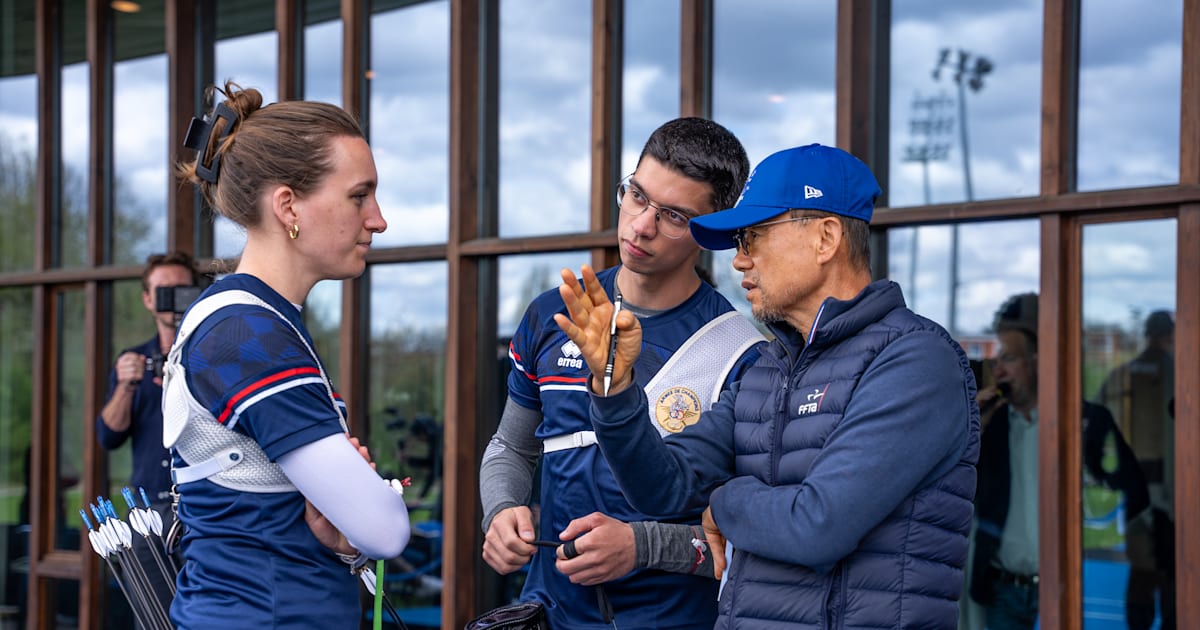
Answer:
[{"left": 464, "top": 601, "right": 548, "bottom": 630}]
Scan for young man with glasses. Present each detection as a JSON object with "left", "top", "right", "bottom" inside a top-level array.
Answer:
[
  {"left": 557, "top": 144, "right": 981, "bottom": 629},
  {"left": 479, "top": 118, "right": 766, "bottom": 628}
]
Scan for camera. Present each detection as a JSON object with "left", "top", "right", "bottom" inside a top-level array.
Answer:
[
  {"left": 155, "top": 285, "right": 201, "bottom": 314},
  {"left": 146, "top": 353, "right": 167, "bottom": 378}
]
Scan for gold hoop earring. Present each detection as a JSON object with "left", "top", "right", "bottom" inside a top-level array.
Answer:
[{"left": 288, "top": 224, "right": 299, "bottom": 240}]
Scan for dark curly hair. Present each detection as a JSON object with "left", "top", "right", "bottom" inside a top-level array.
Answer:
[{"left": 637, "top": 117, "right": 750, "bottom": 214}]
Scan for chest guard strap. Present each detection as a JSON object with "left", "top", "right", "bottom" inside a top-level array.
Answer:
[
  {"left": 642, "top": 311, "right": 764, "bottom": 437},
  {"left": 161, "top": 289, "right": 345, "bottom": 493},
  {"left": 543, "top": 311, "right": 764, "bottom": 452}
]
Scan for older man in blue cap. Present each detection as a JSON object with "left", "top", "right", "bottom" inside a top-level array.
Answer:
[{"left": 553, "top": 144, "right": 980, "bottom": 629}]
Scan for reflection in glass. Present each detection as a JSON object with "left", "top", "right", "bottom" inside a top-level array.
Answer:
[
  {"left": 369, "top": 1, "right": 450, "bottom": 247},
  {"left": 709, "top": 1, "right": 836, "bottom": 323},
  {"left": 713, "top": 0, "right": 836, "bottom": 165},
  {"left": 60, "top": 62, "right": 89, "bottom": 269},
  {"left": 886, "top": 220, "right": 1039, "bottom": 338},
  {"left": 104, "top": 279, "right": 149, "bottom": 501},
  {"left": 957, "top": 291, "right": 1044, "bottom": 630},
  {"left": 101, "top": 278, "right": 149, "bottom": 627},
  {"left": 1082, "top": 219, "right": 1176, "bottom": 629},
  {"left": 49, "top": 578, "right": 80, "bottom": 629},
  {"left": 368, "top": 262, "right": 447, "bottom": 620},
  {"left": 214, "top": 0, "right": 278, "bottom": 260},
  {"left": 305, "top": 1, "right": 341, "bottom": 105},
  {"left": 708, "top": 249, "right": 755, "bottom": 330},
  {"left": 0, "top": 72, "right": 38, "bottom": 273},
  {"left": 0, "top": 288, "right": 33, "bottom": 625},
  {"left": 54, "top": 290, "right": 85, "bottom": 552},
  {"left": 1078, "top": 2, "right": 1180, "bottom": 191},
  {"left": 305, "top": 279, "right": 342, "bottom": 387},
  {"left": 621, "top": 1, "right": 680, "bottom": 179},
  {"left": 113, "top": 15, "right": 168, "bottom": 263},
  {"left": 498, "top": 1, "right": 591, "bottom": 238},
  {"left": 498, "top": 252, "right": 590, "bottom": 336},
  {"left": 889, "top": 2, "right": 1041, "bottom": 207}
]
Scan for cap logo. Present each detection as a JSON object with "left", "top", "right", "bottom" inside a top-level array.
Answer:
[
  {"left": 734, "top": 171, "right": 754, "bottom": 207},
  {"left": 804, "top": 185, "right": 823, "bottom": 200}
]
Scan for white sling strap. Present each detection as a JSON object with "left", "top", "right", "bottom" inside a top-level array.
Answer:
[
  {"left": 543, "top": 311, "right": 763, "bottom": 452},
  {"left": 163, "top": 289, "right": 345, "bottom": 491}
]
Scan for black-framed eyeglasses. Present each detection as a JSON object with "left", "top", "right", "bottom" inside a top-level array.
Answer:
[
  {"left": 615, "top": 175, "right": 697, "bottom": 239},
  {"left": 732, "top": 215, "right": 821, "bottom": 256}
]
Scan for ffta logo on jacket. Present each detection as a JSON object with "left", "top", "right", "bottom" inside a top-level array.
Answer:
[{"left": 796, "top": 384, "right": 830, "bottom": 416}]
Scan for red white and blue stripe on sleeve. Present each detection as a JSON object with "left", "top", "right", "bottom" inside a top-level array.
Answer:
[
  {"left": 185, "top": 306, "right": 343, "bottom": 437},
  {"left": 216, "top": 366, "right": 344, "bottom": 430}
]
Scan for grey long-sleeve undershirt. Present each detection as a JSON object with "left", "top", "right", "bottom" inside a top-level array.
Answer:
[{"left": 479, "top": 398, "right": 714, "bottom": 578}]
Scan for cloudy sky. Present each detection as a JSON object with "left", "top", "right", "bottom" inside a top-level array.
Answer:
[{"left": 0, "top": 0, "right": 1180, "bottom": 340}]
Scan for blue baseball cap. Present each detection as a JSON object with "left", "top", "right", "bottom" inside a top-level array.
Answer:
[{"left": 689, "top": 144, "right": 882, "bottom": 251}]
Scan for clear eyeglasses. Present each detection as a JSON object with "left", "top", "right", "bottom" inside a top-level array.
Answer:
[{"left": 615, "top": 175, "right": 696, "bottom": 239}]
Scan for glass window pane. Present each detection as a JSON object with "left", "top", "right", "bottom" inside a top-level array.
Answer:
[
  {"left": 711, "top": 0, "right": 837, "bottom": 315},
  {"left": 1078, "top": 2, "right": 1181, "bottom": 191},
  {"left": 713, "top": 0, "right": 836, "bottom": 166},
  {"left": 60, "top": 61, "right": 89, "bottom": 269},
  {"left": 0, "top": 287, "right": 34, "bottom": 624},
  {"left": 498, "top": 1, "right": 591, "bottom": 238},
  {"left": 621, "top": 0, "right": 680, "bottom": 179},
  {"left": 215, "top": 0, "right": 278, "bottom": 105},
  {"left": 945, "top": 250, "right": 1041, "bottom": 628},
  {"left": 1082, "top": 219, "right": 1176, "bottom": 629},
  {"left": 0, "top": 72, "right": 38, "bottom": 273},
  {"left": 113, "top": 2, "right": 168, "bottom": 264},
  {"left": 498, "top": 252, "right": 590, "bottom": 336},
  {"left": 48, "top": 578, "right": 79, "bottom": 628},
  {"left": 305, "top": 279, "right": 342, "bottom": 387},
  {"left": 213, "top": 0, "right": 278, "bottom": 260},
  {"left": 368, "top": 262, "right": 447, "bottom": 621},
  {"left": 888, "top": 220, "right": 1039, "bottom": 337},
  {"left": 890, "top": 2, "right": 1042, "bottom": 207},
  {"left": 369, "top": 0, "right": 450, "bottom": 247},
  {"left": 99, "top": 278, "right": 155, "bottom": 626},
  {"left": 102, "top": 279, "right": 149, "bottom": 500},
  {"left": 304, "top": 2, "right": 341, "bottom": 105},
  {"left": 55, "top": 290, "right": 85, "bottom": 551}
]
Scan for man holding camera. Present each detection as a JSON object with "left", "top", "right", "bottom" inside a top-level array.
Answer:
[
  {"left": 97, "top": 251, "right": 199, "bottom": 623},
  {"left": 98, "top": 251, "right": 200, "bottom": 498}
]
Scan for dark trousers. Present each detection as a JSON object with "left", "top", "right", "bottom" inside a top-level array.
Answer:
[{"left": 984, "top": 580, "right": 1038, "bottom": 630}]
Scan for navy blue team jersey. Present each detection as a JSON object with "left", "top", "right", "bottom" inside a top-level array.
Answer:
[
  {"left": 169, "top": 274, "right": 357, "bottom": 629},
  {"left": 509, "top": 265, "right": 761, "bottom": 629}
]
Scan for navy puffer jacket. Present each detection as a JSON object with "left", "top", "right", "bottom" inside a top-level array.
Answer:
[{"left": 593, "top": 280, "right": 980, "bottom": 629}]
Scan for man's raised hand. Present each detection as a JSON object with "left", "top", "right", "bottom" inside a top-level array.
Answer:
[{"left": 552, "top": 265, "right": 642, "bottom": 395}]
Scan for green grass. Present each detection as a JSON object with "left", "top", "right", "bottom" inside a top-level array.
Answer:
[{"left": 1082, "top": 484, "right": 1125, "bottom": 550}]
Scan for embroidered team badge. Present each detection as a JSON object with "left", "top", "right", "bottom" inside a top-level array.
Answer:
[{"left": 655, "top": 386, "right": 703, "bottom": 433}]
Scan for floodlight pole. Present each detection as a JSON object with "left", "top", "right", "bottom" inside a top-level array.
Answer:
[
  {"left": 933, "top": 48, "right": 993, "bottom": 335},
  {"left": 902, "top": 92, "right": 953, "bottom": 310}
]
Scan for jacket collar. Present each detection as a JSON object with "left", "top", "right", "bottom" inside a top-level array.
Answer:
[{"left": 766, "top": 279, "right": 905, "bottom": 354}]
